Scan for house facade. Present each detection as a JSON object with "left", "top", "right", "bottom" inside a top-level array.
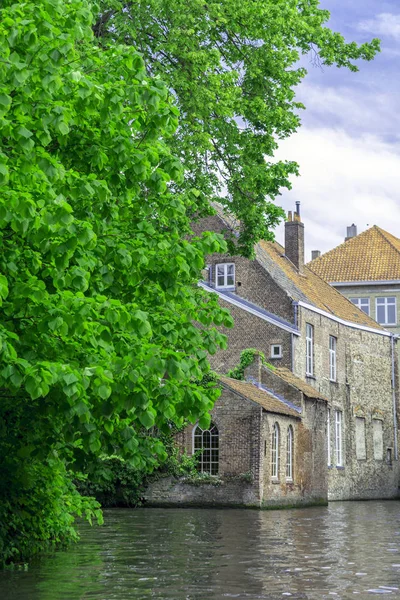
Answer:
[
  {"left": 147, "top": 206, "right": 400, "bottom": 507},
  {"left": 146, "top": 361, "right": 328, "bottom": 508},
  {"left": 309, "top": 224, "right": 400, "bottom": 341}
]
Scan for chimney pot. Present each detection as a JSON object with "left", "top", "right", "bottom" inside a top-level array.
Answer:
[
  {"left": 345, "top": 223, "right": 357, "bottom": 242},
  {"left": 311, "top": 250, "right": 321, "bottom": 261}
]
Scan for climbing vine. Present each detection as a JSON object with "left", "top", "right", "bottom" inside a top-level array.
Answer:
[{"left": 227, "top": 349, "right": 274, "bottom": 380}]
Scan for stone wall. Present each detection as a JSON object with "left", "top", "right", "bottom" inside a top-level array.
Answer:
[
  {"left": 293, "top": 306, "right": 400, "bottom": 500},
  {"left": 261, "top": 402, "right": 327, "bottom": 508},
  {"left": 145, "top": 476, "right": 259, "bottom": 507}
]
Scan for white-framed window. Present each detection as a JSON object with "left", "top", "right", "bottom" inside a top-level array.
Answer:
[
  {"left": 329, "top": 335, "right": 337, "bottom": 382},
  {"left": 271, "top": 344, "right": 282, "bottom": 359},
  {"left": 306, "top": 323, "right": 314, "bottom": 376},
  {"left": 350, "top": 297, "right": 370, "bottom": 316},
  {"left": 327, "top": 408, "right": 331, "bottom": 467},
  {"left": 335, "top": 410, "right": 343, "bottom": 467},
  {"left": 355, "top": 417, "right": 366, "bottom": 460},
  {"left": 372, "top": 419, "right": 384, "bottom": 460},
  {"left": 376, "top": 297, "right": 397, "bottom": 325},
  {"left": 286, "top": 426, "right": 293, "bottom": 481},
  {"left": 271, "top": 422, "right": 280, "bottom": 479},
  {"left": 216, "top": 263, "right": 235, "bottom": 289},
  {"left": 193, "top": 423, "right": 219, "bottom": 475}
]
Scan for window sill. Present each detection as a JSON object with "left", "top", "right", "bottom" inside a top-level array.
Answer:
[
  {"left": 271, "top": 478, "right": 280, "bottom": 484},
  {"left": 336, "top": 466, "right": 345, "bottom": 470},
  {"left": 270, "top": 355, "right": 283, "bottom": 360},
  {"left": 215, "top": 286, "right": 236, "bottom": 292},
  {"left": 329, "top": 379, "right": 338, "bottom": 385},
  {"left": 286, "top": 478, "right": 293, "bottom": 484},
  {"left": 306, "top": 374, "right": 316, "bottom": 380}
]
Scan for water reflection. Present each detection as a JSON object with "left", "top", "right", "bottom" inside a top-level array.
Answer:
[{"left": 1, "top": 502, "right": 400, "bottom": 599}]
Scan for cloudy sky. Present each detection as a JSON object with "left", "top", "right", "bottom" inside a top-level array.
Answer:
[{"left": 273, "top": 0, "right": 400, "bottom": 261}]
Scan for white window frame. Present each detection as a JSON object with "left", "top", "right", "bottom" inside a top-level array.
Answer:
[
  {"left": 329, "top": 335, "right": 337, "bottom": 382},
  {"left": 306, "top": 323, "right": 314, "bottom": 376},
  {"left": 215, "top": 263, "right": 235, "bottom": 289},
  {"left": 350, "top": 297, "right": 370, "bottom": 316},
  {"left": 327, "top": 408, "right": 331, "bottom": 467},
  {"left": 375, "top": 297, "right": 397, "bottom": 326},
  {"left": 271, "top": 344, "right": 282, "bottom": 359},
  {"left": 286, "top": 426, "right": 293, "bottom": 481},
  {"left": 193, "top": 423, "right": 219, "bottom": 475},
  {"left": 271, "top": 422, "right": 280, "bottom": 479},
  {"left": 335, "top": 410, "right": 343, "bottom": 467}
]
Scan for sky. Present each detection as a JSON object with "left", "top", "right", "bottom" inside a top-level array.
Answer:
[{"left": 273, "top": 0, "right": 400, "bottom": 262}]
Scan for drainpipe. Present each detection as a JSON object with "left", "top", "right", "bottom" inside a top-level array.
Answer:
[
  {"left": 292, "top": 302, "right": 299, "bottom": 374},
  {"left": 293, "top": 301, "right": 298, "bottom": 329},
  {"left": 291, "top": 333, "right": 295, "bottom": 373},
  {"left": 391, "top": 334, "right": 398, "bottom": 460}
]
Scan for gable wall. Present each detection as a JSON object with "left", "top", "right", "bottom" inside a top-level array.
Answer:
[
  {"left": 209, "top": 299, "right": 293, "bottom": 373},
  {"left": 261, "top": 400, "right": 327, "bottom": 507},
  {"left": 193, "top": 214, "right": 294, "bottom": 372}
]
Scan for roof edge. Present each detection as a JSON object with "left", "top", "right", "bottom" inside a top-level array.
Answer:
[
  {"left": 296, "top": 300, "right": 392, "bottom": 337},
  {"left": 331, "top": 280, "right": 400, "bottom": 287},
  {"left": 198, "top": 281, "right": 300, "bottom": 336}
]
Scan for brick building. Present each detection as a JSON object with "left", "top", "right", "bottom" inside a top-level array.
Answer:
[
  {"left": 146, "top": 360, "right": 328, "bottom": 508},
  {"left": 147, "top": 205, "right": 400, "bottom": 506}
]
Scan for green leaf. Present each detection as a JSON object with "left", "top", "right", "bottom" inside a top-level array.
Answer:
[
  {"left": 139, "top": 410, "right": 155, "bottom": 429},
  {"left": 98, "top": 385, "right": 112, "bottom": 400}
]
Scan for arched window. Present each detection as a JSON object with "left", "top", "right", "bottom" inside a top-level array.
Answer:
[
  {"left": 193, "top": 423, "right": 219, "bottom": 475},
  {"left": 286, "top": 426, "right": 294, "bottom": 481},
  {"left": 271, "top": 422, "right": 280, "bottom": 479}
]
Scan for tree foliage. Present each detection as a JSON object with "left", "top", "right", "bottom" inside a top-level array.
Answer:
[
  {"left": 95, "top": 0, "right": 380, "bottom": 255},
  {"left": 0, "top": 0, "right": 232, "bottom": 564}
]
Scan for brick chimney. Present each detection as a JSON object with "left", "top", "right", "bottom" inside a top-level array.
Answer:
[{"left": 285, "top": 201, "right": 304, "bottom": 272}]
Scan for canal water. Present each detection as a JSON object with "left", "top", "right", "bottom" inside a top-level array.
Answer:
[{"left": 1, "top": 501, "right": 400, "bottom": 599}]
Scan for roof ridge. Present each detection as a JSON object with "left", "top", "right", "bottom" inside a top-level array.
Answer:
[{"left": 307, "top": 225, "right": 378, "bottom": 266}]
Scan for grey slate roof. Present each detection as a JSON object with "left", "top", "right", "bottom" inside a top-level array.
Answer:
[{"left": 199, "top": 281, "right": 299, "bottom": 335}]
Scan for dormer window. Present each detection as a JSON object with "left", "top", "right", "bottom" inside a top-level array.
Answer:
[{"left": 216, "top": 263, "right": 235, "bottom": 289}]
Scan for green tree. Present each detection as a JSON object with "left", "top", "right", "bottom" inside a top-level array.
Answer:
[
  {"left": 95, "top": 0, "right": 380, "bottom": 255},
  {"left": 0, "top": 0, "right": 231, "bottom": 564}
]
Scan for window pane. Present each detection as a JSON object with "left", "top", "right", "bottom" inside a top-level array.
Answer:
[
  {"left": 388, "top": 304, "right": 396, "bottom": 324},
  {"left": 376, "top": 297, "right": 385, "bottom": 305},
  {"left": 377, "top": 305, "right": 386, "bottom": 324},
  {"left": 194, "top": 423, "right": 219, "bottom": 474},
  {"left": 226, "top": 264, "right": 234, "bottom": 286}
]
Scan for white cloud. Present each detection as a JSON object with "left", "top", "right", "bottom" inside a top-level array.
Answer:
[
  {"left": 273, "top": 127, "right": 400, "bottom": 262},
  {"left": 296, "top": 82, "right": 400, "bottom": 139},
  {"left": 358, "top": 13, "right": 400, "bottom": 40}
]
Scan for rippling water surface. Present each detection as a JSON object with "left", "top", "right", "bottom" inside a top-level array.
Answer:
[{"left": 1, "top": 501, "right": 400, "bottom": 599}]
